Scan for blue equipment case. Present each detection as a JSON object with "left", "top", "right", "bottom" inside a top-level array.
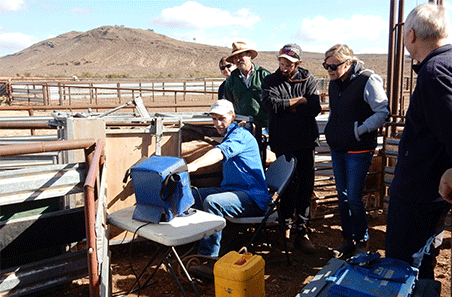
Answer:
[
  {"left": 297, "top": 258, "right": 440, "bottom": 297},
  {"left": 326, "top": 253, "right": 418, "bottom": 297},
  {"left": 130, "top": 155, "right": 194, "bottom": 223}
]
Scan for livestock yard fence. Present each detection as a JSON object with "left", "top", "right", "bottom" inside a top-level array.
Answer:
[
  {"left": 0, "top": 76, "right": 414, "bottom": 113},
  {"left": 0, "top": 77, "right": 334, "bottom": 107}
]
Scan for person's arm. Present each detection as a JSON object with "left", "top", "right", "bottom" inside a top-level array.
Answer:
[
  {"left": 262, "top": 74, "right": 313, "bottom": 114},
  {"left": 358, "top": 73, "right": 390, "bottom": 138},
  {"left": 187, "top": 147, "right": 224, "bottom": 173},
  {"left": 423, "top": 74, "right": 452, "bottom": 160},
  {"left": 439, "top": 168, "right": 452, "bottom": 203},
  {"left": 292, "top": 75, "right": 321, "bottom": 115},
  {"left": 287, "top": 97, "right": 307, "bottom": 112}
]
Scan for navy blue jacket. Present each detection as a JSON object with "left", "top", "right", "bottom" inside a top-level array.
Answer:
[
  {"left": 325, "top": 64, "right": 377, "bottom": 152},
  {"left": 390, "top": 44, "right": 452, "bottom": 203}
]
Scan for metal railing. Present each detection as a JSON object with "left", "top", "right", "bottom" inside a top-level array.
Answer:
[
  {"left": 1, "top": 77, "right": 344, "bottom": 106},
  {"left": 3, "top": 79, "right": 224, "bottom": 106}
]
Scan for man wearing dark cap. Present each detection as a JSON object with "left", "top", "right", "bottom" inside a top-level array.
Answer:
[
  {"left": 262, "top": 43, "right": 322, "bottom": 253},
  {"left": 224, "top": 41, "right": 270, "bottom": 161}
]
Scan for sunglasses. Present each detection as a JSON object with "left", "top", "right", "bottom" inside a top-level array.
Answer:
[
  {"left": 279, "top": 48, "right": 300, "bottom": 60},
  {"left": 322, "top": 61, "right": 346, "bottom": 71},
  {"left": 220, "top": 64, "right": 232, "bottom": 71}
]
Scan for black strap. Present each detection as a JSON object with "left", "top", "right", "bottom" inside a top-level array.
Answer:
[
  {"left": 123, "top": 156, "right": 148, "bottom": 183},
  {"left": 159, "top": 164, "right": 188, "bottom": 201}
]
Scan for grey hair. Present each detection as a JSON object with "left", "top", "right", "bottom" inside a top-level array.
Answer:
[
  {"left": 405, "top": 3, "right": 449, "bottom": 40},
  {"left": 324, "top": 44, "right": 364, "bottom": 65}
]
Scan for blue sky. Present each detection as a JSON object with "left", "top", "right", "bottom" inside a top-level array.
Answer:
[{"left": 1, "top": 0, "right": 451, "bottom": 58}]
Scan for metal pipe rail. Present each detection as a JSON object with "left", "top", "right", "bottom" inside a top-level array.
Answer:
[
  {"left": 0, "top": 138, "right": 104, "bottom": 297},
  {"left": 7, "top": 80, "right": 221, "bottom": 106},
  {"left": 83, "top": 139, "right": 105, "bottom": 297},
  {"left": 0, "top": 138, "right": 95, "bottom": 157},
  {"left": 0, "top": 101, "right": 213, "bottom": 113}
]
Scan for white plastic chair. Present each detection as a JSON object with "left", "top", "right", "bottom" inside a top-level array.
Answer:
[{"left": 226, "top": 154, "right": 296, "bottom": 265}]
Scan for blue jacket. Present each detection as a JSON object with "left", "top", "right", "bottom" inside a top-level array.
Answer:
[
  {"left": 390, "top": 44, "right": 452, "bottom": 203},
  {"left": 216, "top": 122, "right": 269, "bottom": 211}
]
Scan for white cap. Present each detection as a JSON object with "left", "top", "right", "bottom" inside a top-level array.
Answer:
[{"left": 209, "top": 100, "right": 235, "bottom": 115}]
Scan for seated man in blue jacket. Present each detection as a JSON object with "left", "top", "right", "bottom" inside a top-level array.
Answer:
[{"left": 187, "top": 99, "right": 269, "bottom": 260}]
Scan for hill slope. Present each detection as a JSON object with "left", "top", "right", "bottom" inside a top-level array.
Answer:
[{"left": 0, "top": 25, "right": 407, "bottom": 78}]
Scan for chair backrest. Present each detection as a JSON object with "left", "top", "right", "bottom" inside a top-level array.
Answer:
[{"left": 265, "top": 155, "right": 296, "bottom": 196}]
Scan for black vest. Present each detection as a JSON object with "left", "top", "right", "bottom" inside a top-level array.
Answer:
[{"left": 325, "top": 70, "right": 378, "bottom": 152}]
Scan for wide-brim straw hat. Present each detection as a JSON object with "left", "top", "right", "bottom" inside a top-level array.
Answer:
[{"left": 226, "top": 41, "right": 258, "bottom": 63}]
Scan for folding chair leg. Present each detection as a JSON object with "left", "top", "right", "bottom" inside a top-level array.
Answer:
[
  {"left": 245, "top": 209, "right": 274, "bottom": 249},
  {"left": 171, "top": 246, "right": 200, "bottom": 297},
  {"left": 165, "top": 257, "right": 189, "bottom": 297},
  {"left": 128, "top": 245, "right": 169, "bottom": 294}
]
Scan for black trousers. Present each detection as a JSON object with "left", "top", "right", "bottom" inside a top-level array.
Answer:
[
  {"left": 385, "top": 195, "right": 450, "bottom": 279},
  {"left": 273, "top": 149, "right": 315, "bottom": 235}
]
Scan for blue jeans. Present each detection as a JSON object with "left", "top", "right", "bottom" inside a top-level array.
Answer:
[
  {"left": 331, "top": 149, "right": 373, "bottom": 242},
  {"left": 192, "top": 187, "right": 265, "bottom": 257}
]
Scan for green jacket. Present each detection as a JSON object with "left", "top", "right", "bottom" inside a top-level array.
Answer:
[{"left": 224, "top": 63, "right": 271, "bottom": 127}]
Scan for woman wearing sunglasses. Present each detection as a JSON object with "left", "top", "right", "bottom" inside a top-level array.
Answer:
[
  {"left": 323, "top": 44, "right": 389, "bottom": 259},
  {"left": 218, "top": 56, "right": 236, "bottom": 99}
]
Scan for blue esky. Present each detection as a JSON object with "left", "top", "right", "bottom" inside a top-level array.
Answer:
[{"left": 1, "top": 0, "right": 451, "bottom": 58}]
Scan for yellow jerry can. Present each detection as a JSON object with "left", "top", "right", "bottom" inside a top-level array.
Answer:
[{"left": 214, "top": 249, "right": 265, "bottom": 297}]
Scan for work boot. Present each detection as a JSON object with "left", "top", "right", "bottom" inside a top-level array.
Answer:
[
  {"left": 294, "top": 234, "right": 315, "bottom": 254},
  {"left": 332, "top": 238, "right": 355, "bottom": 258},
  {"left": 353, "top": 241, "right": 368, "bottom": 256},
  {"left": 189, "top": 264, "right": 214, "bottom": 283}
]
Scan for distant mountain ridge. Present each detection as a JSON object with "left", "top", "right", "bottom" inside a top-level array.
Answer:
[{"left": 0, "top": 25, "right": 407, "bottom": 79}]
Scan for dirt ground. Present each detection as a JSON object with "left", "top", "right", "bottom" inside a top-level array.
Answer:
[
  {"left": 1, "top": 102, "right": 450, "bottom": 297},
  {"left": 53, "top": 203, "right": 451, "bottom": 297}
]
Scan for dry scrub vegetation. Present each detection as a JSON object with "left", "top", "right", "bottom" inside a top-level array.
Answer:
[{"left": 0, "top": 26, "right": 411, "bottom": 79}]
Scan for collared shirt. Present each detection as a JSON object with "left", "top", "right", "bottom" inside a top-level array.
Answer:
[
  {"left": 240, "top": 64, "right": 254, "bottom": 88},
  {"left": 224, "top": 63, "right": 271, "bottom": 127},
  {"left": 215, "top": 122, "right": 269, "bottom": 211}
]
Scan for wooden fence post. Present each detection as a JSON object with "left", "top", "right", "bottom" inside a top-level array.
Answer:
[
  {"left": 68, "top": 86, "right": 72, "bottom": 105},
  {"left": 6, "top": 81, "right": 13, "bottom": 104},
  {"left": 117, "top": 82, "right": 121, "bottom": 104},
  {"left": 90, "top": 83, "right": 94, "bottom": 104},
  {"left": 58, "top": 82, "right": 63, "bottom": 105}
]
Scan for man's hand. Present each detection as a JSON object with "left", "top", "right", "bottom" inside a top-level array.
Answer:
[
  {"left": 439, "top": 168, "right": 452, "bottom": 203},
  {"left": 187, "top": 163, "right": 198, "bottom": 173},
  {"left": 288, "top": 97, "right": 306, "bottom": 113},
  {"left": 238, "top": 120, "right": 247, "bottom": 127}
]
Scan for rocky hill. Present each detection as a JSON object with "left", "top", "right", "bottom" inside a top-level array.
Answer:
[{"left": 0, "top": 25, "right": 410, "bottom": 79}]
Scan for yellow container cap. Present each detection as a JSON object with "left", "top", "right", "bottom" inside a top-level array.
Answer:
[{"left": 214, "top": 250, "right": 265, "bottom": 281}]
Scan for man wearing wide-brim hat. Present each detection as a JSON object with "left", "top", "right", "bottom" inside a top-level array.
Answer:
[
  {"left": 225, "top": 41, "right": 258, "bottom": 63},
  {"left": 224, "top": 41, "right": 270, "bottom": 138}
]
